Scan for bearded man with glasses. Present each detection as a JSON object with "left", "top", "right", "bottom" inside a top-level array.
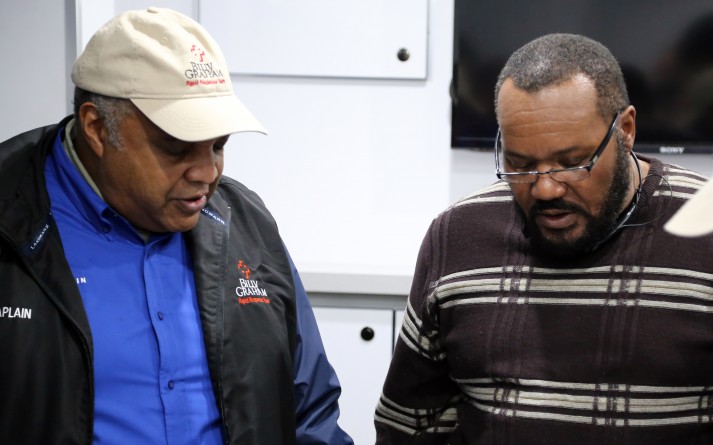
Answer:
[{"left": 376, "top": 33, "right": 713, "bottom": 445}]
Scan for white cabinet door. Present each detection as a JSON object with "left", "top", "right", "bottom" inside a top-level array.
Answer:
[
  {"left": 313, "top": 307, "right": 393, "bottom": 445},
  {"left": 199, "top": 0, "right": 429, "bottom": 79}
]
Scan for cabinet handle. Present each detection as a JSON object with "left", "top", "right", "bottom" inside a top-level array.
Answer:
[{"left": 360, "top": 327, "right": 375, "bottom": 341}]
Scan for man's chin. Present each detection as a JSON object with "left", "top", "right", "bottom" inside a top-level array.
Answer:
[
  {"left": 154, "top": 214, "right": 202, "bottom": 233},
  {"left": 531, "top": 236, "right": 586, "bottom": 259},
  {"left": 529, "top": 226, "right": 593, "bottom": 259}
]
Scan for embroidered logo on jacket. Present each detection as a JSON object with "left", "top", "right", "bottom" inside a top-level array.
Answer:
[
  {"left": 200, "top": 208, "right": 225, "bottom": 225},
  {"left": 22, "top": 216, "right": 52, "bottom": 257},
  {"left": 1, "top": 307, "right": 32, "bottom": 319},
  {"left": 235, "top": 260, "right": 270, "bottom": 305}
]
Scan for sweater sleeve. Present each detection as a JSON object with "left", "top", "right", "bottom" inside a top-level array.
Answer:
[
  {"left": 287, "top": 248, "right": 354, "bottom": 445},
  {"left": 375, "top": 215, "right": 461, "bottom": 444}
]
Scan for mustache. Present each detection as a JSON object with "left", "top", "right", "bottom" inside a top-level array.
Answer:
[{"left": 529, "top": 199, "right": 586, "bottom": 217}]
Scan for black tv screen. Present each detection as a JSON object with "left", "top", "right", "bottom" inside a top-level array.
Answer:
[{"left": 451, "top": 0, "right": 713, "bottom": 154}]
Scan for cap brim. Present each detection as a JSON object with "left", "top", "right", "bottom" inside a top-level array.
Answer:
[
  {"left": 132, "top": 93, "right": 266, "bottom": 142},
  {"left": 664, "top": 178, "right": 713, "bottom": 237}
]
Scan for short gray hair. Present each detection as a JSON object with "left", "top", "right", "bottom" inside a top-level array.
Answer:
[
  {"left": 494, "top": 34, "right": 629, "bottom": 120},
  {"left": 73, "top": 87, "right": 133, "bottom": 147}
]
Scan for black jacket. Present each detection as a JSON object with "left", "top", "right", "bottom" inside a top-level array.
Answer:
[{"left": 0, "top": 118, "right": 300, "bottom": 444}]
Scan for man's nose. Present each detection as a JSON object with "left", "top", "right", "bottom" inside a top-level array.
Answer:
[
  {"left": 185, "top": 145, "right": 221, "bottom": 184},
  {"left": 529, "top": 173, "right": 567, "bottom": 201}
]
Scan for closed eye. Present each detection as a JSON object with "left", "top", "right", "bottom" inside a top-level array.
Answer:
[
  {"left": 504, "top": 156, "right": 535, "bottom": 172},
  {"left": 558, "top": 154, "right": 590, "bottom": 168},
  {"left": 213, "top": 136, "right": 229, "bottom": 153},
  {"left": 505, "top": 152, "right": 588, "bottom": 171},
  {"left": 162, "top": 144, "right": 191, "bottom": 157}
]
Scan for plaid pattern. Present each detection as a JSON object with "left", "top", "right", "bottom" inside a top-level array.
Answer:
[{"left": 376, "top": 158, "right": 713, "bottom": 444}]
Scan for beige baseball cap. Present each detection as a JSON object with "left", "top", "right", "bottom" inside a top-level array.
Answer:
[
  {"left": 664, "top": 178, "right": 713, "bottom": 237},
  {"left": 71, "top": 7, "right": 266, "bottom": 141}
]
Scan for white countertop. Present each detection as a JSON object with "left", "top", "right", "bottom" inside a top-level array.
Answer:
[{"left": 300, "top": 271, "right": 413, "bottom": 296}]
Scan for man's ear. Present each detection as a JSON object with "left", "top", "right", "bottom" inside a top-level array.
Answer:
[
  {"left": 77, "top": 102, "right": 107, "bottom": 158},
  {"left": 619, "top": 105, "right": 637, "bottom": 151}
]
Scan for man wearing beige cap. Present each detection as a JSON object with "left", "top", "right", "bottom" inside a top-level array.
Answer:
[
  {"left": 666, "top": 177, "right": 713, "bottom": 236},
  {"left": 0, "top": 8, "right": 352, "bottom": 445}
]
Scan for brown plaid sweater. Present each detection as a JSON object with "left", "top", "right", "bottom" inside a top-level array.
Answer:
[{"left": 375, "top": 157, "right": 713, "bottom": 444}]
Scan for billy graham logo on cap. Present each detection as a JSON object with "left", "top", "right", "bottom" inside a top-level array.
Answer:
[
  {"left": 72, "top": 7, "right": 266, "bottom": 142},
  {"left": 185, "top": 44, "right": 227, "bottom": 86}
]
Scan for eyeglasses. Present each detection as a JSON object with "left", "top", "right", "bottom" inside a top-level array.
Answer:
[{"left": 495, "top": 110, "right": 622, "bottom": 184}]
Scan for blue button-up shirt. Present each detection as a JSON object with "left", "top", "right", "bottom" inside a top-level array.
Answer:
[{"left": 44, "top": 126, "right": 353, "bottom": 445}]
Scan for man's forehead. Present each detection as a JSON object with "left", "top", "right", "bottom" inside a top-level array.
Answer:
[
  {"left": 497, "top": 76, "right": 597, "bottom": 114},
  {"left": 497, "top": 77, "right": 599, "bottom": 130}
]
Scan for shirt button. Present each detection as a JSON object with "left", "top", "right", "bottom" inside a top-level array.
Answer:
[
  {"left": 168, "top": 380, "right": 175, "bottom": 390},
  {"left": 157, "top": 312, "right": 165, "bottom": 320}
]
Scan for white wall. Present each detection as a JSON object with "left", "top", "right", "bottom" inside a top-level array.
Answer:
[{"left": 0, "top": 0, "right": 72, "bottom": 141}]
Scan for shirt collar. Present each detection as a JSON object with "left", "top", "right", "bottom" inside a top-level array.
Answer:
[
  {"left": 59, "top": 119, "right": 153, "bottom": 243},
  {"left": 62, "top": 118, "right": 104, "bottom": 199},
  {"left": 51, "top": 122, "right": 157, "bottom": 243}
]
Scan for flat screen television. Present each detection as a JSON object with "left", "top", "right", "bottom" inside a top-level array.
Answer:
[{"left": 451, "top": 0, "right": 713, "bottom": 154}]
